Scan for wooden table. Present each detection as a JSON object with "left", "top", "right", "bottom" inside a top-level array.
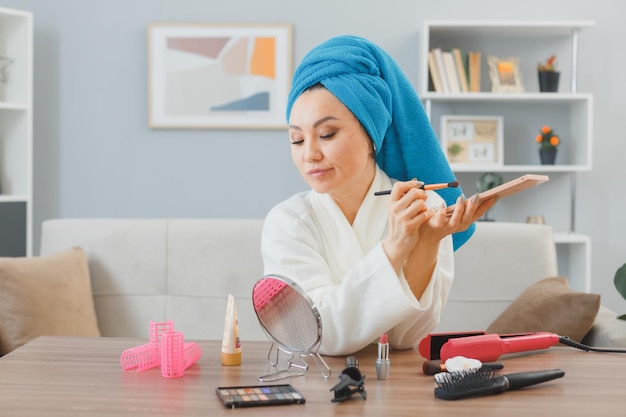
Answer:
[{"left": 0, "top": 336, "right": 624, "bottom": 416}]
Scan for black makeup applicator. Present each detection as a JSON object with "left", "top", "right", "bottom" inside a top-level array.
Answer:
[{"left": 374, "top": 180, "right": 459, "bottom": 196}]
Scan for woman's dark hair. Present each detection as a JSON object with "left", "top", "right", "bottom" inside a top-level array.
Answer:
[{"left": 306, "top": 82, "right": 326, "bottom": 92}]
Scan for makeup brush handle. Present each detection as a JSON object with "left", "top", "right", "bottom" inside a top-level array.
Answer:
[{"left": 504, "top": 369, "right": 565, "bottom": 391}]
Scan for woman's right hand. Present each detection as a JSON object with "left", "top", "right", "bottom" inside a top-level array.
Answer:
[{"left": 381, "top": 180, "right": 435, "bottom": 274}]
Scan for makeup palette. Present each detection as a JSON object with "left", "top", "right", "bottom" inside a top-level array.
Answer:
[{"left": 216, "top": 384, "right": 306, "bottom": 408}]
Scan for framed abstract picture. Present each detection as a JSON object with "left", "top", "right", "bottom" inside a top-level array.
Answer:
[
  {"left": 440, "top": 115, "right": 504, "bottom": 168},
  {"left": 148, "top": 23, "right": 293, "bottom": 129},
  {"left": 487, "top": 55, "right": 524, "bottom": 93}
]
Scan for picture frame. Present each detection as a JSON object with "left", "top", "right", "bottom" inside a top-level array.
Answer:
[
  {"left": 148, "top": 23, "right": 293, "bottom": 129},
  {"left": 440, "top": 115, "right": 504, "bottom": 168},
  {"left": 487, "top": 55, "right": 524, "bottom": 93}
]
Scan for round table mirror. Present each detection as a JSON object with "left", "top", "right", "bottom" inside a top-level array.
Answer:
[{"left": 252, "top": 274, "right": 331, "bottom": 381}]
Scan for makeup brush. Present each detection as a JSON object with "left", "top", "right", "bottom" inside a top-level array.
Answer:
[
  {"left": 374, "top": 180, "right": 459, "bottom": 196},
  {"left": 422, "top": 360, "right": 504, "bottom": 376},
  {"left": 434, "top": 368, "right": 565, "bottom": 400}
]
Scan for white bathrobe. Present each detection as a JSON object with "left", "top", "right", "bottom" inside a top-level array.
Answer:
[{"left": 261, "top": 166, "right": 454, "bottom": 356}]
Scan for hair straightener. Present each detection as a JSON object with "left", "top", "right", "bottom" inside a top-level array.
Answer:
[{"left": 438, "top": 331, "right": 626, "bottom": 362}]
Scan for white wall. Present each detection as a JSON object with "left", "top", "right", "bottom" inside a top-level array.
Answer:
[{"left": 2, "top": 0, "right": 625, "bottom": 314}]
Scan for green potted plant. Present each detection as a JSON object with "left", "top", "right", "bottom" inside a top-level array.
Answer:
[
  {"left": 537, "top": 54, "right": 560, "bottom": 92},
  {"left": 536, "top": 125, "right": 559, "bottom": 164},
  {"left": 476, "top": 172, "right": 502, "bottom": 221},
  {"left": 447, "top": 143, "right": 463, "bottom": 162}
]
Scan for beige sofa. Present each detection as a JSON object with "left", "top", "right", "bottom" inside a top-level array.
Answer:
[{"left": 38, "top": 219, "right": 625, "bottom": 348}]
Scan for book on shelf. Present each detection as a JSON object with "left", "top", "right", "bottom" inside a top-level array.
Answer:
[
  {"left": 452, "top": 48, "right": 469, "bottom": 93},
  {"left": 468, "top": 51, "right": 481, "bottom": 92},
  {"left": 432, "top": 48, "right": 451, "bottom": 93},
  {"left": 429, "top": 47, "right": 476, "bottom": 94},
  {"left": 427, "top": 50, "right": 443, "bottom": 92},
  {"left": 442, "top": 51, "right": 460, "bottom": 93}
]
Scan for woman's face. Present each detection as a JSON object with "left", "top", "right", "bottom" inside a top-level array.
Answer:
[{"left": 288, "top": 87, "right": 376, "bottom": 202}]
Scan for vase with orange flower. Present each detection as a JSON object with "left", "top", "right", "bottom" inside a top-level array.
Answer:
[{"left": 536, "top": 125, "right": 559, "bottom": 165}]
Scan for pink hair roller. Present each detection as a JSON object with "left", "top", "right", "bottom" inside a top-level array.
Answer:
[
  {"left": 120, "top": 320, "right": 174, "bottom": 372},
  {"left": 120, "top": 320, "right": 202, "bottom": 377},
  {"left": 183, "top": 342, "right": 202, "bottom": 370},
  {"left": 150, "top": 320, "right": 174, "bottom": 344},
  {"left": 120, "top": 342, "right": 160, "bottom": 371},
  {"left": 161, "top": 331, "right": 185, "bottom": 378}
]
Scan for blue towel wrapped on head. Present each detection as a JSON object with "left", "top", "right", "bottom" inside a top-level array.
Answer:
[{"left": 287, "top": 35, "right": 474, "bottom": 250}]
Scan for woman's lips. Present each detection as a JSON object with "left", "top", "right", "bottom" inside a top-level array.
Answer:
[{"left": 307, "top": 168, "right": 329, "bottom": 178}]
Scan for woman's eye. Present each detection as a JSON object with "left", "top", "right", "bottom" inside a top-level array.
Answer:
[
  {"left": 320, "top": 132, "right": 336, "bottom": 139},
  {"left": 290, "top": 138, "right": 304, "bottom": 145}
]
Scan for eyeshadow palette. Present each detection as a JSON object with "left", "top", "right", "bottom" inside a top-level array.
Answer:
[{"left": 216, "top": 384, "right": 306, "bottom": 408}]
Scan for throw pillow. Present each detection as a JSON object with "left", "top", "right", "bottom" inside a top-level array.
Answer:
[
  {"left": 0, "top": 247, "right": 101, "bottom": 355},
  {"left": 486, "top": 276, "right": 600, "bottom": 342}
]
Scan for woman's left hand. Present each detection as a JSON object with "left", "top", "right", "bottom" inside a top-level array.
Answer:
[{"left": 421, "top": 194, "right": 498, "bottom": 242}]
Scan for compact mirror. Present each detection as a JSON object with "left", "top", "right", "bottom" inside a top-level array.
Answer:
[{"left": 252, "top": 274, "right": 331, "bottom": 381}]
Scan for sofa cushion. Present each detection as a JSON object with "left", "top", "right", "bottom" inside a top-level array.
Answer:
[
  {"left": 0, "top": 247, "right": 101, "bottom": 355},
  {"left": 582, "top": 305, "right": 626, "bottom": 348},
  {"left": 436, "top": 222, "right": 558, "bottom": 333},
  {"left": 486, "top": 276, "right": 600, "bottom": 342}
]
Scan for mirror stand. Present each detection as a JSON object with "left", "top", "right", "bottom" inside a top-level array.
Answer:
[
  {"left": 253, "top": 274, "right": 332, "bottom": 382},
  {"left": 258, "top": 343, "right": 331, "bottom": 382}
]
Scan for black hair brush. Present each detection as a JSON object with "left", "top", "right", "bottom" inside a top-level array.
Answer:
[{"left": 434, "top": 368, "right": 565, "bottom": 400}]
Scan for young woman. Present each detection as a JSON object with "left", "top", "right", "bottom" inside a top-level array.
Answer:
[{"left": 261, "top": 35, "right": 496, "bottom": 356}]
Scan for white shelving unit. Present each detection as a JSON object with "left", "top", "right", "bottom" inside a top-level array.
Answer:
[
  {"left": 421, "top": 20, "right": 594, "bottom": 292},
  {"left": 554, "top": 231, "right": 591, "bottom": 293},
  {"left": 0, "top": 7, "right": 33, "bottom": 257}
]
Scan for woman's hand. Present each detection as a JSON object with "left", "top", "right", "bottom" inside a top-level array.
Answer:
[
  {"left": 381, "top": 180, "right": 435, "bottom": 274},
  {"left": 420, "top": 193, "right": 498, "bottom": 243},
  {"left": 383, "top": 183, "right": 498, "bottom": 300}
]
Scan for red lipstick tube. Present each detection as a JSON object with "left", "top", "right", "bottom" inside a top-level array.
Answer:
[{"left": 376, "top": 333, "right": 390, "bottom": 380}]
